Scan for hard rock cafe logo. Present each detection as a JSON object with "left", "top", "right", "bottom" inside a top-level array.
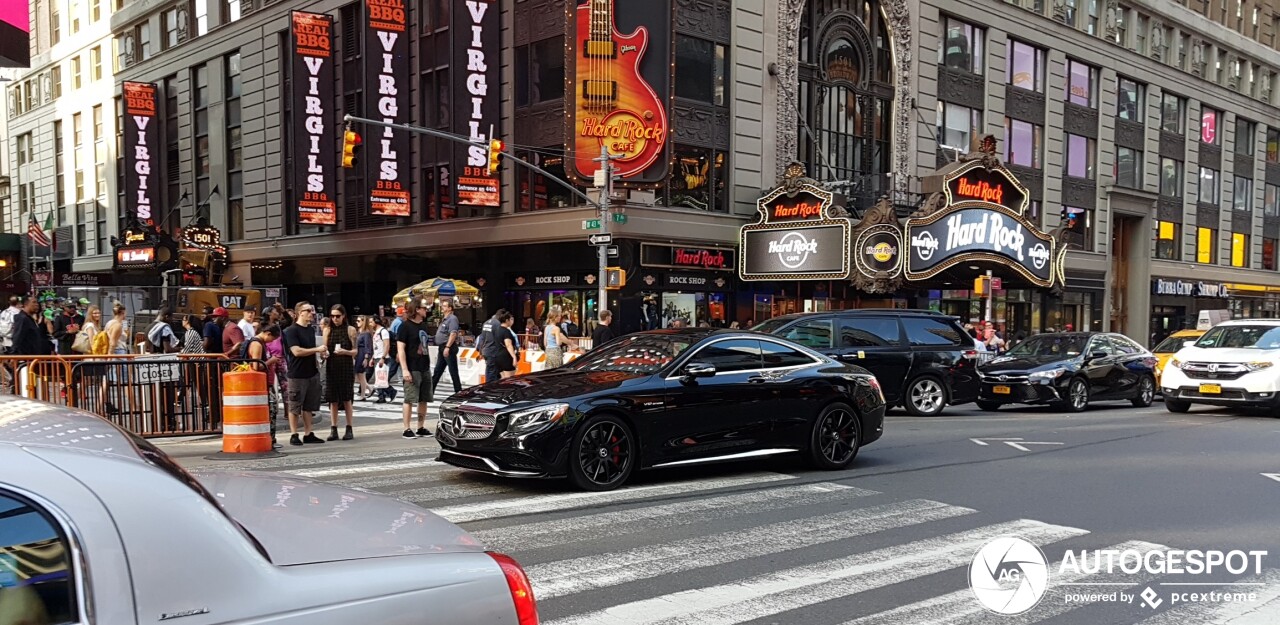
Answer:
[
  {"left": 714, "top": 277, "right": 726, "bottom": 288},
  {"left": 769, "top": 201, "right": 824, "bottom": 221},
  {"left": 912, "top": 231, "right": 940, "bottom": 261},
  {"left": 515, "top": 276, "right": 526, "bottom": 286},
  {"left": 674, "top": 248, "right": 727, "bottom": 269},
  {"left": 1028, "top": 243, "right": 1050, "bottom": 270},
  {"left": 579, "top": 112, "right": 665, "bottom": 163},
  {"left": 769, "top": 232, "right": 820, "bottom": 270},
  {"left": 954, "top": 177, "right": 1005, "bottom": 205},
  {"left": 585, "top": 274, "right": 597, "bottom": 285},
  {"left": 866, "top": 242, "right": 897, "bottom": 263},
  {"left": 643, "top": 274, "right": 656, "bottom": 286}
]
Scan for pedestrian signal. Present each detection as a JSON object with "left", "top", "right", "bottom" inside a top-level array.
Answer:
[{"left": 606, "top": 267, "right": 626, "bottom": 289}]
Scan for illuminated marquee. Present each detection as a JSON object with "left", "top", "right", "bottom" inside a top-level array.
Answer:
[
  {"left": 122, "top": 82, "right": 159, "bottom": 229},
  {"left": 365, "top": 0, "right": 411, "bottom": 217}
]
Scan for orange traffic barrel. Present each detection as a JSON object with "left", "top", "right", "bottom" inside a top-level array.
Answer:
[{"left": 219, "top": 370, "right": 272, "bottom": 454}]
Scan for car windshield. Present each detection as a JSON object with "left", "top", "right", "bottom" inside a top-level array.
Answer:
[
  {"left": 568, "top": 334, "right": 693, "bottom": 375},
  {"left": 1153, "top": 334, "right": 1197, "bottom": 353},
  {"left": 1194, "top": 325, "right": 1280, "bottom": 349},
  {"left": 1006, "top": 334, "right": 1088, "bottom": 357}
]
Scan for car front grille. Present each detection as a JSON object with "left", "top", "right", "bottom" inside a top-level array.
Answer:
[
  {"left": 441, "top": 451, "right": 496, "bottom": 472},
  {"left": 981, "top": 373, "right": 1030, "bottom": 383},
  {"left": 491, "top": 452, "right": 543, "bottom": 471},
  {"left": 439, "top": 409, "right": 497, "bottom": 440},
  {"left": 1181, "top": 362, "right": 1249, "bottom": 381}
]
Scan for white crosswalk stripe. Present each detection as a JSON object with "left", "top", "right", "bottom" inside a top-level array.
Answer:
[
  {"left": 530, "top": 498, "right": 976, "bottom": 600},
  {"left": 841, "top": 540, "right": 1167, "bottom": 625},
  {"left": 475, "top": 482, "right": 875, "bottom": 552},
  {"left": 547, "top": 519, "right": 1091, "bottom": 625},
  {"left": 291, "top": 458, "right": 443, "bottom": 478},
  {"left": 1133, "top": 569, "right": 1280, "bottom": 625},
  {"left": 433, "top": 472, "right": 796, "bottom": 523}
]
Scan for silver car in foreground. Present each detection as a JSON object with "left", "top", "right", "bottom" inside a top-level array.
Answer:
[{"left": 0, "top": 396, "right": 539, "bottom": 624}]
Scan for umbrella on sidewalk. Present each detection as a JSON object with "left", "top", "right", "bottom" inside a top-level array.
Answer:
[{"left": 391, "top": 277, "right": 480, "bottom": 306}]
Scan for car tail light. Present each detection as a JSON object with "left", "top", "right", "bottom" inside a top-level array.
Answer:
[
  {"left": 489, "top": 552, "right": 539, "bottom": 625},
  {"left": 867, "top": 377, "right": 886, "bottom": 404},
  {"left": 962, "top": 350, "right": 979, "bottom": 360}
]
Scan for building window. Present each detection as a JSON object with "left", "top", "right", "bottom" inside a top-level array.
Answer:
[
  {"left": 15, "top": 133, "right": 33, "bottom": 166},
  {"left": 1197, "top": 227, "right": 1216, "bottom": 263},
  {"left": 1160, "top": 157, "right": 1182, "bottom": 196},
  {"left": 1235, "top": 119, "right": 1255, "bottom": 155},
  {"left": 1063, "top": 0, "right": 1077, "bottom": 26},
  {"left": 51, "top": 5, "right": 60, "bottom": 45},
  {"left": 227, "top": 52, "right": 243, "bottom": 240},
  {"left": 1086, "top": 0, "right": 1100, "bottom": 35},
  {"left": 939, "top": 16, "right": 984, "bottom": 74},
  {"left": 1065, "top": 133, "right": 1096, "bottom": 178},
  {"left": 1006, "top": 40, "right": 1045, "bottom": 92},
  {"left": 193, "top": 65, "right": 210, "bottom": 202},
  {"left": 1003, "top": 117, "right": 1042, "bottom": 168},
  {"left": 1198, "top": 167, "right": 1219, "bottom": 204},
  {"left": 1177, "top": 33, "right": 1190, "bottom": 69},
  {"left": 1231, "top": 232, "right": 1249, "bottom": 267},
  {"left": 938, "top": 101, "right": 982, "bottom": 155},
  {"left": 54, "top": 121, "right": 65, "bottom": 208},
  {"left": 226, "top": 0, "right": 242, "bottom": 22},
  {"left": 76, "top": 203, "right": 88, "bottom": 256},
  {"left": 1064, "top": 206, "right": 1093, "bottom": 250},
  {"left": 1161, "top": 93, "right": 1184, "bottom": 134},
  {"left": 1117, "top": 77, "right": 1144, "bottom": 121},
  {"left": 196, "top": 0, "right": 210, "bottom": 35},
  {"left": 71, "top": 1, "right": 81, "bottom": 33},
  {"left": 71, "top": 57, "right": 81, "bottom": 90},
  {"left": 136, "top": 23, "right": 152, "bottom": 61},
  {"left": 163, "top": 8, "right": 182, "bottom": 49},
  {"left": 1201, "top": 107, "right": 1221, "bottom": 144},
  {"left": 91, "top": 47, "right": 102, "bottom": 81},
  {"left": 1268, "top": 127, "right": 1280, "bottom": 162},
  {"left": 90, "top": 0, "right": 101, "bottom": 22},
  {"left": 1155, "top": 220, "right": 1179, "bottom": 260},
  {"left": 674, "top": 35, "right": 728, "bottom": 106},
  {"left": 73, "top": 113, "right": 83, "bottom": 148},
  {"left": 1116, "top": 146, "right": 1141, "bottom": 188},
  {"left": 1066, "top": 59, "right": 1098, "bottom": 108},
  {"left": 1135, "top": 14, "right": 1147, "bottom": 54},
  {"left": 513, "top": 36, "right": 565, "bottom": 107},
  {"left": 1264, "top": 238, "right": 1277, "bottom": 271},
  {"left": 1234, "top": 176, "right": 1253, "bottom": 211},
  {"left": 664, "top": 145, "right": 729, "bottom": 212},
  {"left": 50, "top": 67, "right": 61, "bottom": 99},
  {"left": 92, "top": 105, "right": 102, "bottom": 143},
  {"left": 1266, "top": 183, "right": 1280, "bottom": 216},
  {"left": 1114, "top": 7, "right": 1128, "bottom": 45}
]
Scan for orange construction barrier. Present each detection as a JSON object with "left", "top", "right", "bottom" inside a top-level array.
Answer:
[{"left": 220, "top": 370, "right": 271, "bottom": 454}]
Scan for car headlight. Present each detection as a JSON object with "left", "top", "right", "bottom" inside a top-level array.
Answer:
[
  {"left": 1029, "top": 368, "right": 1067, "bottom": 381},
  {"left": 1169, "top": 357, "right": 1183, "bottom": 370},
  {"left": 505, "top": 404, "right": 569, "bottom": 435},
  {"left": 1245, "top": 361, "right": 1275, "bottom": 372}
]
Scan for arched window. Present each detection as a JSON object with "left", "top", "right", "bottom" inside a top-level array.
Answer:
[{"left": 797, "top": 0, "right": 894, "bottom": 212}]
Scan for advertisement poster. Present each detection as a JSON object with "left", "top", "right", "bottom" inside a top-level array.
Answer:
[
  {"left": 290, "top": 11, "right": 338, "bottom": 225},
  {"left": 122, "top": 81, "right": 159, "bottom": 230},
  {"left": 365, "top": 0, "right": 411, "bottom": 216},
  {"left": 565, "top": 0, "right": 672, "bottom": 185},
  {"left": 453, "top": 0, "right": 501, "bottom": 206}
]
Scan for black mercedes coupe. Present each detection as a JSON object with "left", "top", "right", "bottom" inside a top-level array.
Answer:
[{"left": 435, "top": 329, "right": 887, "bottom": 491}]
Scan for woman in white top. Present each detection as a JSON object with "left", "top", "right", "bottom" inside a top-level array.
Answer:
[
  {"left": 544, "top": 309, "right": 579, "bottom": 368},
  {"left": 104, "top": 302, "right": 129, "bottom": 354},
  {"left": 79, "top": 306, "right": 102, "bottom": 351}
]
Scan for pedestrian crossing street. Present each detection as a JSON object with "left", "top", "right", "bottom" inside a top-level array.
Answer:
[{"left": 247, "top": 445, "right": 1280, "bottom": 625}]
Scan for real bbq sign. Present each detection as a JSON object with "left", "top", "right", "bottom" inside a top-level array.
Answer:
[
  {"left": 365, "top": 0, "right": 411, "bottom": 216},
  {"left": 290, "top": 11, "right": 337, "bottom": 225},
  {"left": 122, "top": 82, "right": 159, "bottom": 230}
]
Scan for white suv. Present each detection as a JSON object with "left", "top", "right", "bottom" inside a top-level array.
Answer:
[{"left": 1161, "top": 319, "right": 1280, "bottom": 412}]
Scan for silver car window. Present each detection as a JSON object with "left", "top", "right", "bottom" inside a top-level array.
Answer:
[{"left": 0, "top": 490, "right": 79, "bottom": 624}]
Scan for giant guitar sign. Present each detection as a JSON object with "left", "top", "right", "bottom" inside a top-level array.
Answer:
[{"left": 565, "top": 0, "right": 671, "bottom": 185}]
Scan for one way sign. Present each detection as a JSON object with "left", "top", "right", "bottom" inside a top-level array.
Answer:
[{"left": 588, "top": 233, "right": 613, "bottom": 246}]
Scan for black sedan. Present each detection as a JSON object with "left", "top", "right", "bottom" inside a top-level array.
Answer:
[
  {"left": 976, "top": 332, "right": 1158, "bottom": 412},
  {"left": 435, "top": 329, "right": 887, "bottom": 491}
]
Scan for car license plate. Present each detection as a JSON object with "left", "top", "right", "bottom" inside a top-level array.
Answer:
[
  {"left": 1199, "top": 383, "right": 1222, "bottom": 395},
  {"left": 993, "top": 385, "right": 1012, "bottom": 395}
]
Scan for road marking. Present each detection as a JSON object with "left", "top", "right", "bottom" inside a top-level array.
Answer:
[
  {"left": 839, "top": 540, "right": 1165, "bottom": 625},
  {"left": 433, "top": 472, "right": 796, "bottom": 524},
  {"left": 393, "top": 481, "right": 514, "bottom": 503},
  {"left": 530, "top": 499, "right": 975, "bottom": 600},
  {"left": 475, "top": 482, "right": 876, "bottom": 552},
  {"left": 328, "top": 465, "right": 459, "bottom": 489},
  {"left": 970, "top": 437, "right": 1063, "bottom": 452},
  {"left": 216, "top": 447, "right": 434, "bottom": 471},
  {"left": 546, "top": 519, "right": 1090, "bottom": 625},
  {"left": 291, "top": 458, "right": 444, "bottom": 477},
  {"left": 1261, "top": 473, "right": 1280, "bottom": 484},
  {"left": 1133, "top": 568, "right": 1280, "bottom": 624}
]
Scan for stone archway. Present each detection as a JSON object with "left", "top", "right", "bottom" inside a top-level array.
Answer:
[{"left": 774, "top": 0, "right": 913, "bottom": 193}]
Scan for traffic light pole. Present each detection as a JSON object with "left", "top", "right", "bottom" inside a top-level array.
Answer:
[
  {"left": 593, "top": 146, "right": 617, "bottom": 323},
  {"left": 342, "top": 115, "right": 603, "bottom": 210}
]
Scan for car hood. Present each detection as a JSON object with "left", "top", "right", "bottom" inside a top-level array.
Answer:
[
  {"left": 193, "top": 470, "right": 485, "bottom": 566},
  {"left": 981, "top": 354, "right": 1078, "bottom": 373},
  {"left": 1173, "top": 346, "right": 1280, "bottom": 363},
  {"left": 445, "top": 368, "right": 651, "bottom": 408}
]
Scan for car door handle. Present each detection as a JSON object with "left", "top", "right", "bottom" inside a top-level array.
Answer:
[
  {"left": 837, "top": 354, "right": 859, "bottom": 361},
  {"left": 747, "top": 376, "right": 773, "bottom": 383}
]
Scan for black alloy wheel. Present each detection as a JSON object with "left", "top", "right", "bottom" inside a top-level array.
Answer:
[
  {"left": 903, "top": 376, "right": 947, "bottom": 416},
  {"left": 808, "top": 403, "right": 860, "bottom": 470},
  {"left": 1131, "top": 375, "right": 1155, "bottom": 407},
  {"left": 1165, "top": 399, "right": 1192, "bottom": 413},
  {"left": 1054, "top": 377, "right": 1090, "bottom": 413},
  {"left": 568, "top": 415, "right": 635, "bottom": 491},
  {"left": 976, "top": 400, "right": 1001, "bottom": 412}
]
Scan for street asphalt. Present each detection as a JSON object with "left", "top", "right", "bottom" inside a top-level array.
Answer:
[{"left": 166, "top": 397, "right": 1280, "bottom": 624}]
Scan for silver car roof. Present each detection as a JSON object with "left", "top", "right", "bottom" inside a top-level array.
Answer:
[{"left": 0, "top": 395, "right": 142, "bottom": 461}]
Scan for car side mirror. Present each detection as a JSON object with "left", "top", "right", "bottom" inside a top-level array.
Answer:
[
  {"left": 681, "top": 362, "right": 716, "bottom": 382},
  {"left": 1183, "top": 340, "right": 1196, "bottom": 348}
]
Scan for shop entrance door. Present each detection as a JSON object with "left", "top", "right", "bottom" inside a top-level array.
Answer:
[
  {"left": 1110, "top": 217, "right": 1135, "bottom": 334},
  {"left": 1006, "top": 303, "right": 1031, "bottom": 339},
  {"left": 1149, "top": 306, "right": 1186, "bottom": 348}
]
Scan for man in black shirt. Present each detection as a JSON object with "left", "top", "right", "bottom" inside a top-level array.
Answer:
[
  {"left": 476, "top": 308, "right": 506, "bottom": 385},
  {"left": 281, "top": 301, "right": 329, "bottom": 445},
  {"left": 397, "top": 300, "right": 433, "bottom": 438},
  {"left": 591, "top": 309, "right": 617, "bottom": 349},
  {"left": 11, "top": 297, "right": 51, "bottom": 356},
  {"left": 51, "top": 300, "right": 84, "bottom": 355}
]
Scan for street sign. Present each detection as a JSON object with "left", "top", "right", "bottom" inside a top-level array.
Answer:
[
  {"left": 323, "top": 267, "right": 338, "bottom": 278},
  {"left": 612, "top": 212, "right": 627, "bottom": 224},
  {"left": 588, "top": 233, "right": 613, "bottom": 246},
  {"left": 991, "top": 277, "right": 1003, "bottom": 290},
  {"left": 582, "top": 219, "right": 601, "bottom": 230},
  {"left": 134, "top": 356, "right": 181, "bottom": 384},
  {"left": 607, "top": 245, "right": 619, "bottom": 257}
]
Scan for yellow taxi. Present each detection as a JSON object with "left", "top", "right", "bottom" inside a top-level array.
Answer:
[{"left": 1152, "top": 329, "right": 1206, "bottom": 387}]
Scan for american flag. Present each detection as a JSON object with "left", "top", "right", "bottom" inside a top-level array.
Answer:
[{"left": 27, "top": 216, "right": 51, "bottom": 248}]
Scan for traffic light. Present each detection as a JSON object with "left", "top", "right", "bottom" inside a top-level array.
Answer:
[
  {"left": 487, "top": 138, "right": 504, "bottom": 174},
  {"left": 341, "top": 129, "right": 362, "bottom": 168},
  {"left": 606, "top": 267, "right": 626, "bottom": 289},
  {"left": 973, "top": 275, "right": 989, "bottom": 295}
]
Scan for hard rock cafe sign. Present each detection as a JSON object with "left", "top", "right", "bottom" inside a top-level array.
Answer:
[{"left": 739, "top": 163, "right": 852, "bottom": 281}]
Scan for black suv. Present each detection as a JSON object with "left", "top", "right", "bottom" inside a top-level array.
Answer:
[{"left": 755, "top": 309, "right": 980, "bottom": 416}]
